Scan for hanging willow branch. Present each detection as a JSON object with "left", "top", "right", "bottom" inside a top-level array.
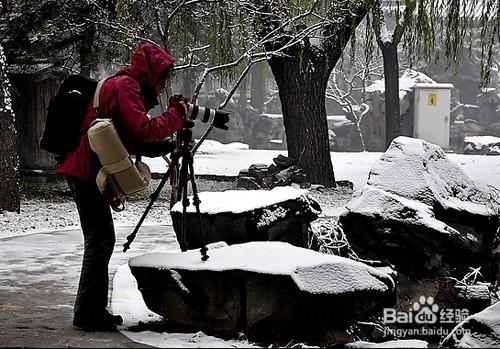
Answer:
[{"left": 362, "top": 0, "right": 499, "bottom": 86}]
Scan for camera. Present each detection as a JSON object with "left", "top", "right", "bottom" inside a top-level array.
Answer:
[{"left": 173, "top": 95, "right": 230, "bottom": 130}]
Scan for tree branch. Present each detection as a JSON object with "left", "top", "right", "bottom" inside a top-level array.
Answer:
[{"left": 393, "top": 0, "right": 416, "bottom": 44}]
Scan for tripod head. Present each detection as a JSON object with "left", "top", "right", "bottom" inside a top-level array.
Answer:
[
  {"left": 179, "top": 122, "right": 194, "bottom": 144},
  {"left": 173, "top": 121, "right": 196, "bottom": 163}
]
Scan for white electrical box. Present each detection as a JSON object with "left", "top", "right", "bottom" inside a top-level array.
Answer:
[{"left": 413, "top": 83, "right": 454, "bottom": 149}]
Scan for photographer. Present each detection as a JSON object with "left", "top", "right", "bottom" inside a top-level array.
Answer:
[{"left": 57, "top": 43, "right": 189, "bottom": 331}]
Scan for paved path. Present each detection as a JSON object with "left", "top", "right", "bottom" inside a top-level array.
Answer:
[{"left": 0, "top": 225, "right": 179, "bottom": 348}]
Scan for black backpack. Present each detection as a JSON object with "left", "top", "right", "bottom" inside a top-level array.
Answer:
[{"left": 40, "top": 74, "right": 98, "bottom": 158}]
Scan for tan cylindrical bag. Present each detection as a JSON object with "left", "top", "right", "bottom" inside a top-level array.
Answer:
[{"left": 88, "top": 79, "right": 151, "bottom": 211}]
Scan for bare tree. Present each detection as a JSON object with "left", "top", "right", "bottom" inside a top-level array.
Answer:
[{"left": 326, "top": 39, "right": 384, "bottom": 152}]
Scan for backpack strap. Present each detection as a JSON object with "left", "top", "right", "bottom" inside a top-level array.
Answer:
[{"left": 93, "top": 78, "right": 108, "bottom": 116}]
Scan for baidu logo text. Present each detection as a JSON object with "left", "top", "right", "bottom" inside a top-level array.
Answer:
[{"left": 384, "top": 296, "right": 440, "bottom": 324}]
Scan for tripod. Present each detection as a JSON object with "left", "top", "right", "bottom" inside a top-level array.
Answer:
[{"left": 123, "top": 122, "right": 209, "bottom": 261}]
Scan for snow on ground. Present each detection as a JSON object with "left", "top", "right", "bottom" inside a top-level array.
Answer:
[
  {"left": 146, "top": 152, "right": 500, "bottom": 195},
  {"left": 146, "top": 141, "right": 500, "bottom": 191}
]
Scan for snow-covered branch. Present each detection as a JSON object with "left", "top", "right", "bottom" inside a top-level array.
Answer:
[
  {"left": 173, "top": 44, "right": 211, "bottom": 70},
  {"left": 218, "top": 56, "right": 268, "bottom": 110},
  {"left": 86, "top": 19, "right": 157, "bottom": 47}
]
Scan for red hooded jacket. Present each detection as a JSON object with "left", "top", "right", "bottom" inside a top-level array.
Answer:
[{"left": 57, "top": 44, "right": 184, "bottom": 181}]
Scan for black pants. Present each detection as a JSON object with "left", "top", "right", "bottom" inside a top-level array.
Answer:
[{"left": 66, "top": 176, "right": 115, "bottom": 321}]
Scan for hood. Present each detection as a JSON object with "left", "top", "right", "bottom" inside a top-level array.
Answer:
[{"left": 121, "top": 43, "right": 175, "bottom": 91}]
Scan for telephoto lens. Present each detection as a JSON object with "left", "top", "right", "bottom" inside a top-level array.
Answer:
[{"left": 187, "top": 104, "right": 230, "bottom": 131}]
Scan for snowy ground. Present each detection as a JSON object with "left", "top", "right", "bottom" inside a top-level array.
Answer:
[{"left": 1, "top": 142, "right": 500, "bottom": 348}]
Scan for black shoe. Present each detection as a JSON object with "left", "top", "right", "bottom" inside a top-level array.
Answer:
[
  {"left": 104, "top": 310, "right": 123, "bottom": 325},
  {"left": 73, "top": 311, "right": 123, "bottom": 332},
  {"left": 73, "top": 317, "right": 117, "bottom": 332}
]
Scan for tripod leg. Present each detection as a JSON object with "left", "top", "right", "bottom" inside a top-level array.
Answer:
[
  {"left": 188, "top": 158, "right": 209, "bottom": 261},
  {"left": 174, "top": 127, "right": 209, "bottom": 261},
  {"left": 169, "top": 163, "right": 179, "bottom": 209},
  {"left": 179, "top": 155, "right": 190, "bottom": 252},
  {"left": 123, "top": 156, "right": 178, "bottom": 252}
]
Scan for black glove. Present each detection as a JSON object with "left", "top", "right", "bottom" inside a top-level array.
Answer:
[{"left": 168, "top": 96, "right": 190, "bottom": 119}]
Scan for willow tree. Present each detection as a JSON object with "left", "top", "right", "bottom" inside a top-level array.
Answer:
[
  {"left": 249, "top": 1, "right": 367, "bottom": 186},
  {"left": 365, "top": 0, "right": 500, "bottom": 148},
  {"left": 367, "top": 0, "right": 416, "bottom": 148},
  {"left": 93, "top": 0, "right": 365, "bottom": 186},
  {"left": 5, "top": 0, "right": 496, "bottom": 187},
  {"left": 204, "top": 1, "right": 368, "bottom": 186}
]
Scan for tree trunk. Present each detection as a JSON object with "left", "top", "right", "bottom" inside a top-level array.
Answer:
[
  {"left": 1, "top": 0, "right": 11, "bottom": 15},
  {"left": 250, "top": 62, "right": 265, "bottom": 114},
  {"left": 79, "top": 25, "right": 96, "bottom": 77},
  {"left": 268, "top": 55, "right": 336, "bottom": 187},
  {"left": 238, "top": 79, "right": 248, "bottom": 109},
  {"left": 381, "top": 42, "right": 400, "bottom": 149},
  {"left": 0, "top": 44, "right": 20, "bottom": 213}
]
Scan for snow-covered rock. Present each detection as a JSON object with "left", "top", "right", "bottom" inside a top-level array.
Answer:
[
  {"left": 366, "top": 137, "right": 491, "bottom": 210},
  {"left": 339, "top": 137, "right": 499, "bottom": 276},
  {"left": 170, "top": 187, "right": 321, "bottom": 250},
  {"left": 463, "top": 136, "right": 500, "bottom": 155},
  {"left": 129, "top": 241, "right": 395, "bottom": 343},
  {"left": 440, "top": 301, "right": 500, "bottom": 348}
]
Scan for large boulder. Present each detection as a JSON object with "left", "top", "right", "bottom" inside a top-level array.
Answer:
[
  {"left": 339, "top": 137, "right": 499, "bottom": 277},
  {"left": 129, "top": 241, "right": 395, "bottom": 344},
  {"left": 170, "top": 186, "right": 321, "bottom": 250},
  {"left": 440, "top": 301, "right": 500, "bottom": 348}
]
